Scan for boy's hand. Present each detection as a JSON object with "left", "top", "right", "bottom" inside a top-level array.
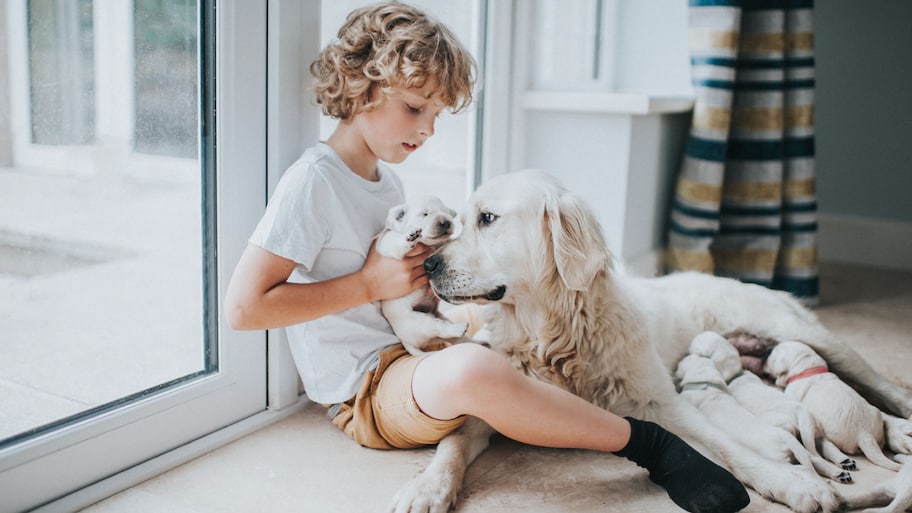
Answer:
[{"left": 361, "top": 241, "right": 432, "bottom": 302}]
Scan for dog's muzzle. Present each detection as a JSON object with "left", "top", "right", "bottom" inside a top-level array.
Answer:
[{"left": 424, "top": 254, "right": 507, "bottom": 303}]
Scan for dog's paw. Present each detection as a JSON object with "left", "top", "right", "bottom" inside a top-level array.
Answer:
[
  {"left": 750, "top": 466, "right": 840, "bottom": 513},
  {"left": 834, "top": 470, "right": 852, "bottom": 484},
  {"left": 407, "top": 229, "right": 422, "bottom": 242},
  {"left": 884, "top": 414, "right": 912, "bottom": 454},
  {"left": 389, "top": 470, "right": 459, "bottom": 513},
  {"left": 840, "top": 458, "right": 857, "bottom": 471}
]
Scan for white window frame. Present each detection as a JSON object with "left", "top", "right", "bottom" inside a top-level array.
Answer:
[{"left": 0, "top": 3, "right": 297, "bottom": 512}]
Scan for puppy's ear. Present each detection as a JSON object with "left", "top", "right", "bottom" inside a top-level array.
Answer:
[
  {"left": 386, "top": 204, "right": 408, "bottom": 231},
  {"left": 544, "top": 190, "right": 611, "bottom": 291},
  {"left": 763, "top": 354, "right": 787, "bottom": 387}
]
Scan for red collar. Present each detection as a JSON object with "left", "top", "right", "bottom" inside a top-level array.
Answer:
[{"left": 787, "top": 366, "right": 829, "bottom": 384}]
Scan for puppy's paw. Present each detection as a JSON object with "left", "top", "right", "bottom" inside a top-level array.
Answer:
[
  {"left": 407, "top": 229, "right": 421, "bottom": 242},
  {"left": 841, "top": 458, "right": 857, "bottom": 471},
  {"left": 834, "top": 471, "right": 852, "bottom": 484},
  {"left": 440, "top": 321, "right": 469, "bottom": 339}
]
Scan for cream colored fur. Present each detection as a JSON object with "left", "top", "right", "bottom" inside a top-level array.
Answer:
[
  {"left": 391, "top": 170, "right": 912, "bottom": 513},
  {"left": 675, "top": 353, "right": 832, "bottom": 482},
  {"left": 375, "top": 195, "right": 467, "bottom": 355},
  {"left": 857, "top": 454, "right": 912, "bottom": 513},
  {"left": 690, "top": 331, "right": 855, "bottom": 481},
  {"left": 764, "top": 340, "right": 902, "bottom": 472}
]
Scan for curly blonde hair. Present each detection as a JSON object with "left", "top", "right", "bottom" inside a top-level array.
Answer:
[{"left": 310, "top": 1, "right": 477, "bottom": 120}]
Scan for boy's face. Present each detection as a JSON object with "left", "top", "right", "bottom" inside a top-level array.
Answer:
[{"left": 354, "top": 82, "right": 447, "bottom": 165}]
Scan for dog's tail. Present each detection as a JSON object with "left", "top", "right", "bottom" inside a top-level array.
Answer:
[{"left": 858, "top": 433, "right": 903, "bottom": 472}]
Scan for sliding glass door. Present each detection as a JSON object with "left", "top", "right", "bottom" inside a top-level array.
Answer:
[{"left": 0, "top": 2, "right": 266, "bottom": 511}]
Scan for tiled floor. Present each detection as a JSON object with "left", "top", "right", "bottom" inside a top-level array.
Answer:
[{"left": 79, "top": 262, "right": 912, "bottom": 513}]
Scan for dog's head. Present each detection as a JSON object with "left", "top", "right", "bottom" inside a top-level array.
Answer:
[
  {"left": 385, "top": 194, "right": 458, "bottom": 248},
  {"left": 425, "top": 169, "right": 611, "bottom": 305}
]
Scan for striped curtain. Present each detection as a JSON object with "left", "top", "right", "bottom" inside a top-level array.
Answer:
[{"left": 666, "top": 0, "right": 819, "bottom": 305}]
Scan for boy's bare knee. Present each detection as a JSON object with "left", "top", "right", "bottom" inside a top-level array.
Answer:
[{"left": 435, "top": 343, "right": 513, "bottom": 394}]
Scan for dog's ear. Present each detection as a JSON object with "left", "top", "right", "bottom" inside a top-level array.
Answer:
[
  {"left": 774, "top": 373, "right": 788, "bottom": 388},
  {"left": 544, "top": 190, "right": 611, "bottom": 291},
  {"left": 386, "top": 204, "right": 408, "bottom": 231}
]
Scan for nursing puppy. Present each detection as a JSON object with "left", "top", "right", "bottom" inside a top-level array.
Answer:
[
  {"left": 375, "top": 195, "right": 467, "bottom": 355},
  {"left": 765, "top": 340, "right": 902, "bottom": 472},
  {"left": 689, "top": 331, "right": 854, "bottom": 483},
  {"left": 674, "top": 353, "right": 824, "bottom": 480}
]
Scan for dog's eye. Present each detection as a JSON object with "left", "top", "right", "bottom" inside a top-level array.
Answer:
[
  {"left": 477, "top": 211, "right": 498, "bottom": 227},
  {"left": 421, "top": 210, "right": 429, "bottom": 217}
]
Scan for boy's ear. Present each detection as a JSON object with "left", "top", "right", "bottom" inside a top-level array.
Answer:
[{"left": 386, "top": 204, "right": 408, "bottom": 231}]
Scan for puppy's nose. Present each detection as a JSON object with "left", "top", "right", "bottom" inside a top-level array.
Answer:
[
  {"left": 424, "top": 253, "right": 444, "bottom": 277},
  {"left": 438, "top": 218, "right": 451, "bottom": 233}
]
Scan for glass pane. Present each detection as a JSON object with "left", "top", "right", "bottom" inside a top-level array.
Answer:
[
  {"left": 27, "top": 0, "right": 95, "bottom": 144},
  {"left": 529, "top": 0, "right": 604, "bottom": 90},
  {"left": 0, "top": 0, "right": 209, "bottom": 445},
  {"left": 134, "top": 0, "right": 197, "bottom": 157}
]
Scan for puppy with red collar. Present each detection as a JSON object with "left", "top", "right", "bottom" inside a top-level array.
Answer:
[{"left": 765, "top": 340, "right": 902, "bottom": 472}]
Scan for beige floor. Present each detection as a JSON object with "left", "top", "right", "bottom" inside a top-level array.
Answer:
[{"left": 81, "top": 262, "right": 912, "bottom": 513}]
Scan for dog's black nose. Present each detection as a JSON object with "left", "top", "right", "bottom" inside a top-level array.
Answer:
[
  {"left": 438, "top": 219, "right": 451, "bottom": 232},
  {"left": 424, "top": 253, "right": 443, "bottom": 277}
]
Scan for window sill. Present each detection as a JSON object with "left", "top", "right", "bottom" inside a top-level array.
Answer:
[{"left": 520, "top": 91, "right": 694, "bottom": 116}]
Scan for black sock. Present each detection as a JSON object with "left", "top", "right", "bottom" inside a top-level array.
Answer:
[{"left": 613, "top": 417, "right": 750, "bottom": 513}]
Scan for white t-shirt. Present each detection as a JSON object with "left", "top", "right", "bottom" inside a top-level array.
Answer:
[{"left": 249, "top": 142, "right": 406, "bottom": 403}]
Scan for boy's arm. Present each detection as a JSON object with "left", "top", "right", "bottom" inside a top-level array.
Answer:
[{"left": 224, "top": 242, "right": 431, "bottom": 330}]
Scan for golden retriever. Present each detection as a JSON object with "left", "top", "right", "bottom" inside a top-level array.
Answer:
[{"left": 390, "top": 170, "right": 912, "bottom": 513}]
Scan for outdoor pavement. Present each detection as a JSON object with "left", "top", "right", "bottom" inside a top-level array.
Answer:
[{"left": 0, "top": 165, "right": 203, "bottom": 441}]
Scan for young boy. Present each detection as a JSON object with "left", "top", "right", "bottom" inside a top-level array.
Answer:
[{"left": 224, "top": 2, "right": 749, "bottom": 512}]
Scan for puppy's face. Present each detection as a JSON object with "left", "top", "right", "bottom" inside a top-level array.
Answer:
[
  {"left": 764, "top": 341, "right": 820, "bottom": 387},
  {"left": 675, "top": 354, "right": 726, "bottom": 389},
  {"left": 386, "top": 195, "right": 458, "bottom": 247}
]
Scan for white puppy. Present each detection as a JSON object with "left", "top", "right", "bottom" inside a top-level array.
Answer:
[
  {"left": 765, "top": 340, "right": 902, "bottom": 472},
  {"left": 375, "top": 195, "right": 468, "bottom": 355},
  {"left": 674, "top": 353, "right": 822, "bottom": 478},
  {"left": 689, "top": 331, "right": 853, "bottom": 483}
]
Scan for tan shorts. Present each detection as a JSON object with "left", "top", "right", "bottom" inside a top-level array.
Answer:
[{"left": 329, "top": 343, "right": 467, "bottom": 449}]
